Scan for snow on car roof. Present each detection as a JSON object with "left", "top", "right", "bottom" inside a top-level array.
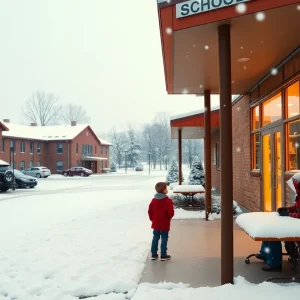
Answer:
[{"left": 0, "top": 160, "right": 9, "bottom": 166}]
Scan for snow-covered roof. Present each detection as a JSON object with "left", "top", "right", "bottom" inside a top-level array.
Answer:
[
  {"left": 170, "top": 105, "right": 220, "bottom": 121},
  {"left": 99, "top": 138, "right": 112, "bottom": 146},
  {"left": 2, "top": 122, "right": 90, "bottom": 141},
  {"left": 0, "top": 159, "right": 9, "bottom": 166}
]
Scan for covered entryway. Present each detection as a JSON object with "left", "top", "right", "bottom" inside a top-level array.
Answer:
[{"left": 81, "top": 156, "right": 108, "bottom": 174}]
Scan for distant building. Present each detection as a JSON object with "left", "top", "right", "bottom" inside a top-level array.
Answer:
[{"left": 0, "top": 119, "right": 112, "bottom": 174}]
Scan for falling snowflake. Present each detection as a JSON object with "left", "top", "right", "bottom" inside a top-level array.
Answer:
[
  {"left": 297, "top": 5, "right": 300, "bottom": 11},
  {"left": 295, "top": 142, "right": 299, "bottom": 148},
  {"left": 232, "top": 80, "right": 235, "bottom": 84},
  {"left": 236, "top": 107, "right": 241, "bottom": 112},
  {"left": 200, "top": 85, "right": 203, "bottom": 89},
  {"left": 240, "top": 46, "right": 244, "bottom": 49},
  {"left": 165, "top": 27, "right": 173, "bottom": 35},
  {"left": 186, "top": 55, "right": 189, "bottom": 58},
  {"left": 203, "top": 107, "right": 208, "bottom": 112},
  {"left": 264, "top": 247, "right": 270, "bottom": 254},
  {"left": 193, "top": 44, "right": 196, "bottom": 48},
  {"left": 235, "top": 3, "right": 247, "bottom": 14},
  {"left": 256, "top": 12, "right": 266, "bottom": 22},
  {"left": 271, "top": 68, "right": 278, "bottom": 76},
  {"left": 204, "top": 45, "right": 209, "bottom": 50},
  {"left": 243, "top": 66, "right": 247, "bottom": 70},
  {"left": 182, "top": 88, "right": 189, "bottom": 94},
  {"left": 236, "top": 147, "right": 241, "bottom": 153}
]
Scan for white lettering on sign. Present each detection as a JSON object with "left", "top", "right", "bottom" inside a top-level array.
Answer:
[{"left": 176, "top": 0, "right": 251, "bottom": 19}]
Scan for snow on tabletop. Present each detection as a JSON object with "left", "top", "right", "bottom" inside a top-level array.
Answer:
[
  {"left": 132, "top": 277, "right": 300, "bottom": 300},
  {"left": 173, "top": 185, "right": 205, "bottom": 193},
  {"left": 236, "top": 212, "right": 300, "bottom": 239}
]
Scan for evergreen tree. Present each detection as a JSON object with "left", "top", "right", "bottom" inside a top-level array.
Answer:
[
  {"left": 110, "top": 161, "right": 117, "bottom": 172},
  {"left": 188, "top": 156, "right": 205, "bottom": 186},
  {"left": 166, "top": 159, "right": 179, "bottom": 184}
]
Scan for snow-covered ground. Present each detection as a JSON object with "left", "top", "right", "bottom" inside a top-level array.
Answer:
[{"left": 0, "top": 169, "right": 298, "bottom": 299}]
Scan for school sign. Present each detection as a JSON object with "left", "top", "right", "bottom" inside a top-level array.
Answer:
[{"left": 176, "top": 0, "right": 250, "bottom": 19}]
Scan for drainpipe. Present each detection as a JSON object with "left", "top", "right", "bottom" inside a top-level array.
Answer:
[{"left": 33, "top": 140, "right": 35, "bottom": 167}]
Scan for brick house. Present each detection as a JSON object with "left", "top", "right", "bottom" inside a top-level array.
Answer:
[
  {"left": 170, "top": 50, "right": 300, "bottom": 213},
  {"left": 0, "top": 120, "right": 111, "bottom": 174}
]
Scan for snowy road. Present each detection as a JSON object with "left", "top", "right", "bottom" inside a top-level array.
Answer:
[{"left": 0, "top": 171, "right": 165, "bottom": 300}]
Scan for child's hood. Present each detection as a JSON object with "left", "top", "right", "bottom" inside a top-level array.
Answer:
[{"left": 154, "top": 193, "right": 168, "bottom": 200}]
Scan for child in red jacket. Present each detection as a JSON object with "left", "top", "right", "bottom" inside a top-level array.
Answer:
[{"left": 148, "top": 182, "right": 174, "bottom": 261}]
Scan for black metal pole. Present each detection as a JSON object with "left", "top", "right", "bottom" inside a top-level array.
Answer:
[
  {"left": 149, "top": 153, "right": 151, "bottom": 175},
  {"left": 218, "top": 24, "right": 233, "bottom": 285}
]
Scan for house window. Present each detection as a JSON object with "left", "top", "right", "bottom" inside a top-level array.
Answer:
[
  {"left": 262, "top": 92, "right": 282, "bottom": 127},
  {"left": 37, "top": 143, "right": 41, "bottom": 153},
  {"left": 30, "top": 141, "right": 34, "bottom": 154},
  {"left": 1, "top": 139, "right": 4, "bottom": 152},
  {"left": 252, "top": 133, "right": 261, "bottom": 169},
  {"left": 56, "top": 161, "right": 63, "bottom": 172},
  {"left": 76, "top": 143, "right": 79, "bottom": 154},
  {"left": 101, "top": 146, "right": 103, "bottom": 154},
  {"left": 76, "top": 160, "right": 80, "bottom": 166},
  {"left": 105, "top": 147, "right": 108, "bottom": 155},
  {"left": 30, "top": 160, "right": 34, "bottom": 167},
  {"left": 95, "top": 145, "right": 97, "bottom": 154},
  {"left": 10, "top": 140, "right": 16, "bottom": 152},
  {"left": 20, "top": 161, "right": 25, "bottom": 170},
  {"left": 36, "top": 161, "right": 41, "bottom": 167},
  {"left": 252, "top": 106, "right": 260, "bottom": 130},
  {"left": 57, "top": 143, "right": 63, "bottom": 154},
  {"left": 286, "top": 119, "right": 300, "bottom": 171},
  {"left": 20, "top": 141, "right": 25, "bottom": 153}
]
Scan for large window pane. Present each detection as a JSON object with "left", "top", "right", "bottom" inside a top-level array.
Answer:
[
  {"left": 262, "top": 93, "right": 282, "bottom": 126},
  {"left": 286, "top": 120, "right": 300, "bottom": 171},
  {"left": 285, "top": 81, "right": 300, "bottom": 119},
  {"left": 252, "top": 106, "right": 260, "bottom": 130},
  {"left": 252, "top": 133, "right": 260, "bottom": 169}
]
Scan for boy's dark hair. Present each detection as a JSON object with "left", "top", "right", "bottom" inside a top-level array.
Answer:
[{"left": 155, "top": 182, "right": 167, "bottom": 193}]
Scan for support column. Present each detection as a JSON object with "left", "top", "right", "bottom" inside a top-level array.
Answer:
[
  {"left": 178, "top": 128, "right": 182, "bottom": 185},
  {"left": 218, "top": 24, "right": 233, "bottom": 285},
  {"left": 204, "top": 90, "right": 212, "bottom": 221}
]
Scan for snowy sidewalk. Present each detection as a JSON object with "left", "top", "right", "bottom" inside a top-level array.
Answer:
[{"left": 141, "top": 219, "right": 297, "bottom": 287}]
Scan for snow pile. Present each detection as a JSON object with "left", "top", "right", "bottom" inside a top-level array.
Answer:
[
  {"left": 132, "top": 277, "right": 300, "bottom": 300},
  {"left": 188, "top": 156, "right": 205, "bottom": 186},
  {"left": 0, "top": 187, "right": 152, "bottom": 299},
  {"left": 173, "top": 185, "right": 205, "bottom": 193},
  {"left": 236, "top": 212, "right": 300, "bottom": 239}
]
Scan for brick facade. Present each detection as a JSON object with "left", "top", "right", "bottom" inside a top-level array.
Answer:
[{"left": 0, "top": 124, "right": 110, "bottom": 174}]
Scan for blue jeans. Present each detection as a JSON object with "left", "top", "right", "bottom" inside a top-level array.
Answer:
[
  {"left": 260, "top": 241, "right": 282, "bottom": 267},
  {"left": 151, "top": 230, "right": 169, "bottom": 256}
]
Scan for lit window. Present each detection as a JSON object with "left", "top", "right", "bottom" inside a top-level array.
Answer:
[
  {"left": 285, "top": 81, "right": 300, "bottom": 119},
  {"left": 286, "top": 120, "right": 300, "bottom": 171},
  {"left": 262, "top": 93, "right": 282, "bottom": 126},
  {"left": 252, "top": 106, "right": 260, "bottom": 130}
]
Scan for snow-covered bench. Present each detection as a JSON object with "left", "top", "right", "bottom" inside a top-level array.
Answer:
[{"left": 173, "top": 185, "right": 205, "bottom": 207}]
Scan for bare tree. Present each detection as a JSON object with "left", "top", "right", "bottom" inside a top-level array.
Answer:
[
  {"left": 23, "top": 91, "right": 61, "bottom": 126},
  {"left": 109, "top": 128, "right": 127, "bottom": 168},
  {"left": 61, "top": 103, "right": 90, "bottom": 125}
]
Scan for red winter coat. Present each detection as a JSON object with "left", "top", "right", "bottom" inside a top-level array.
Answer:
[
  {"left": 287, "top": 195, "right": 300, "bottom": 219},
  {"left": 148, "top": 196, "right": 174, "bottom": 231}
]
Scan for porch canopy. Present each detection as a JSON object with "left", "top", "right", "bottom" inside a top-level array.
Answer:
[
  {"left": 81, "top": 156, "right": 108, "bottom": 161},
  {"left": 170, "top": 106, "right": 220, "bottom": 139},
  {"left": 156, "top": 0, "right": 300, "bottom": 286}
]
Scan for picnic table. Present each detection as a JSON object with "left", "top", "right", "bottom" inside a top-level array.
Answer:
[
  {"left": 173, "top": 185, "right": 205, "bottom": 207},
  {"left": 236, "top": 212, "right": 300, "bottom": 283}
]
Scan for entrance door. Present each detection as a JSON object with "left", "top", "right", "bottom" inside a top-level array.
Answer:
[{"left": 262, "top": 126, "right": 283, "bottom": 212}]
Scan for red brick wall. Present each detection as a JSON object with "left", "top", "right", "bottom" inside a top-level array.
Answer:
[{"left": 232, "top": 95, "right": 261, "bottom": 211}]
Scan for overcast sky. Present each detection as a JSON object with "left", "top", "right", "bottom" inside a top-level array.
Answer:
[{"left": 0, "top": 0, "right": 220, "bottom": 134}]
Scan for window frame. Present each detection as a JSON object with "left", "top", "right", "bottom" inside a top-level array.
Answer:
[{"left": 57, "top": 142, "right": 63, "bottom": 154}]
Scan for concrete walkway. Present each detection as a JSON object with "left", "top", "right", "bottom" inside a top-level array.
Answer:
[{"left": 141, "top": 219, "right": 297, "bottom": 287}]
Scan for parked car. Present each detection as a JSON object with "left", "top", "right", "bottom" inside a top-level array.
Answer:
[
  {"left": 135, "top": 165, "right": 144, "bottom": 171},
  {"left": 13, "top": 169, "right": 37, "bottom": 189},
  {"left": 62, "top": 167, "right": 93, "bottom": 177},
  {"left": 0, "top": 160, "right": 15, "bottom": 192},
  {"left": 21, "top": 166, "right": 51, "bottom": 178}
]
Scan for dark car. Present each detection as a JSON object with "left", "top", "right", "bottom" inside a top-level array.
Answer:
[
  {"left": 0, "top": 160, "right": 15, "bottom": 192},
  {"left": 62, "top": 167, "right": 93, "bottom": 177},
  {"left": 135, "top": 166, "right": 144, "bottom": 171},
  {"left": 14, "top": 169, "right": 38, "bottom": 189}
]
